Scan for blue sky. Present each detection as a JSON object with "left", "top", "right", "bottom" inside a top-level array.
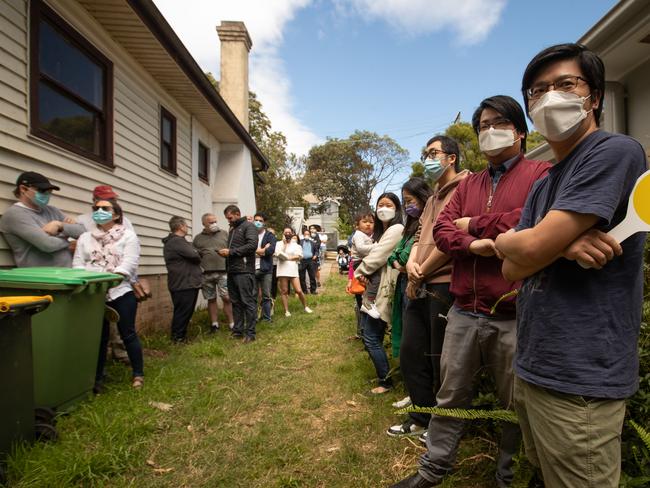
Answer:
[{"left": 154, "top": 0, "right": 618, "bottom": 188}]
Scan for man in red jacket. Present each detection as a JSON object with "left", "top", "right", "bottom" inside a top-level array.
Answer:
[{"left": 392, "top": 95, "right": 550, "bottom": 488}]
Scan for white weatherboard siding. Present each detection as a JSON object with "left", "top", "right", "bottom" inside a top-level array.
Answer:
[
  {"left": 624, "top": 58, "right": 650, "bottom": 155},
  {"left": 0, "top": 0, "right": 194, "bottom": 274},
  {"left": 191, "top": 115, "right": 221, "bottom": 233}
]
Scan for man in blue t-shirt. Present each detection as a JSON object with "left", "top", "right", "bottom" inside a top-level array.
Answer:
[{"left": 495, "top": 43, "right": 647, "bottom": 488}]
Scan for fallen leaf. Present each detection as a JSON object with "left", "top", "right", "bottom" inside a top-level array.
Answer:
[
  {"left": 149, "top": 401, "right": 173, "bottom": 412},
  {"left": 153, "top": 467, "right": 174, "bottom": 474},
  {"left": 326, "top": 446, "right": 340, "bottom": 453},
  {"left": 187, "top": 424, "right": 194, "bottom": 432},
  {"left": 146, "top": 459, "right": 156, "bottom": 467},
  {"left": 346, "top": 401, "right": 358, "bottom": 407}
]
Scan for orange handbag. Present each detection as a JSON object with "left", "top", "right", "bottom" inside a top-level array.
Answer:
[{"left": 348, "top": 276, "right": 366, "bottom": 295}]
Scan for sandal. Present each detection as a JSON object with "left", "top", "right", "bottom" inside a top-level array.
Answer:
[{"left": 132, "top": 376, "right": 144, "bottom": 389}]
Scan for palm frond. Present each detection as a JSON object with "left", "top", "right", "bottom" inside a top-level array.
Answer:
[
  {"left": 630, "top": 420, "right": 650, "bottom": 450},
  {"left": 397, "top": 405, "right": 519, "bottom": 423}
]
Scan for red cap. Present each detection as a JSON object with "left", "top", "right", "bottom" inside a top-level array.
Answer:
[{"left": 93, "top": 185, "right": 118, "bottom": 200}]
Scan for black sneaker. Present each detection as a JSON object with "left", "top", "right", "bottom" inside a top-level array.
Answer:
[
  {"left": 387, "top": 418, "right": 426, "bottom": 437},
  {"left": 210, "top": 324, "right": 219, "bottom": 333}
]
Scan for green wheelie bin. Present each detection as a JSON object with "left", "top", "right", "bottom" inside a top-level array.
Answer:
[
  {"left": 0, "top": 295, "right": 52, "bottom": 470},
  {"left": 0, "top": 268, "right": 122, "bottom": 412}
]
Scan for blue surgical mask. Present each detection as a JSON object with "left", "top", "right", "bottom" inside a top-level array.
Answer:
[
  {"left": 423, "top": 158, "right": 449, "bottom": 182},
  {"left": 33, "top": 191, "right": 50, "bottom": 207},
  {"left": 254, "top": 221, "right": 264, "bottom": 229},
  {"left": 92, "top": 209, "right": 114, "bottom": 224}
]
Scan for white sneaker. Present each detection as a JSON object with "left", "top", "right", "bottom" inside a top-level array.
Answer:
[
  {"left": 366, "top": 303, "right": 381, "bottom": 319},
  {"left": 392, "top": 396, "right": 412, "bottom": 409},
  {"left": 229, "top": 322, "right": 235, "bottom": 330},
  {"left": 304, "top": 307, "right": 313, "bottom": 314},
  {"left": 285, "top": 311, "right": 291, "bottom": 317}
]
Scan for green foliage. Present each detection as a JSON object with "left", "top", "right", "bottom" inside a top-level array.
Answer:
[
  {"left": 398, "top": 405, "right": 519, "bottom": 424},
  {"left": 526, "top": 131, "right": 545, "bottom": 153},
  {"left": 247, "top": 91, "right": 306, "bottom": 230},
  {"left": 335, "top": 216, "right": 354, "bottom": 239},
  {"left": 630, "top": 421, "right": 650, "bottom": 451},
  {"left": 303, "top": 131, "right": 409, "bottom": 225},
  {"left": 445, "top": 122, "right": 484, "bottom": 173}
]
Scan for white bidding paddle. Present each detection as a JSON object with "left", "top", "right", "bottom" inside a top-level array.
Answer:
[{"left": 578, "top": 169, "right": 650, "bottom": 268}]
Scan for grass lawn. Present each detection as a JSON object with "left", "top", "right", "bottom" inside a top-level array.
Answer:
[{"left": 6, "top": 270, "right": 534, "bottom": 487}]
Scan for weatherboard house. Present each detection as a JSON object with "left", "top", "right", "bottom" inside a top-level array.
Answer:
[{"left": 0, "top": 0, "right": 268, "bottom": 328}]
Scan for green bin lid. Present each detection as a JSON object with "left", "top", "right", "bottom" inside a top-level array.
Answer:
[{"left": 0, "top": 267, "right": 123, "bottom": 287}]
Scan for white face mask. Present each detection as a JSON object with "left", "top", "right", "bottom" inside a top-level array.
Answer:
[
  {"left": 529, "top": 91, "right": 592, "bottom": 142},
  {"left": 478, "top": 128, "right": 518, "bottom": 156},
  {"left": 376, "top": 206, "right": 396, "bottom": 222},
  {"left": 208, "top": 223, "right": 219, "bottom": 232}
]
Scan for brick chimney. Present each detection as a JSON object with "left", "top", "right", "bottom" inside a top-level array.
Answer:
[{"left": 216, "top": 21, "right": 252, "bottom": 130}]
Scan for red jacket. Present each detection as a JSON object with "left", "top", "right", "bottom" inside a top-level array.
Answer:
[{"left": 433, "top": 155, "right": 550, "bottom": 317}]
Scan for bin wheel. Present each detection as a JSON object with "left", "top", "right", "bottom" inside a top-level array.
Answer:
[
  {"left": 35, "top": 406, "right": 57, "bottom": 426},
  {"left": 34, "top": 422, "right": 58, "bottom": 442}
]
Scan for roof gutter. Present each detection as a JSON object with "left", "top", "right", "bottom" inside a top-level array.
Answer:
[{"left": 126, "top": 0, "right": 269, "bottom": 171}]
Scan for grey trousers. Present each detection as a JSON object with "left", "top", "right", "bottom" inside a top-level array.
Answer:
[{"left": 418, "top": 306, "right": 521, "bottom": 486}]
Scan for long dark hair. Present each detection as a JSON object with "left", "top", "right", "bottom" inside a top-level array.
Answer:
[
  {"left": 373, "top": 192, "right": 403, "bottom": 242},
  {"left": 402, "top": 178, "right": 433, "bottom": 239}
]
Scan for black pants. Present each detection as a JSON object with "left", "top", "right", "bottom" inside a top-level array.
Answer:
[
  {"left": 170, "top": 288, "right": 199, "bottom": 342},
  {"left": 228, "top": 273, "right": 257, "bottom": 338},
  {"left": 299, "top": 259, "right": 317, "bottom": 294},
  {"left": 271, "top": 265, "right": 278, "bottom": 299},
  {"left": 400, "top": 282, "right": 452, "bottom": 427}
]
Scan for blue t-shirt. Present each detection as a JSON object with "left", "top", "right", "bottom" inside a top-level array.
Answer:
[
  {"left": 515, "top": 130, "right": 647, "bottom": 399},
  {"left": 301, "top": 239, "right": 313, "bottom": 260}
]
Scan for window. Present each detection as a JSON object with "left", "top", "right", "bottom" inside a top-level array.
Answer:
[
  {"left": 30, "top": 0, "right": 113, "bottom": 165},
  {"left": 198, "top": 141, "right": 209, "bottom": 183},
  {"left": 160, "top": 107, "right": 176, "bottom": 174}
]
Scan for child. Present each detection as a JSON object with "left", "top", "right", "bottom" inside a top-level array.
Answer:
[{"left": 349, "top": 212, "right": 381, "bottom": 319}]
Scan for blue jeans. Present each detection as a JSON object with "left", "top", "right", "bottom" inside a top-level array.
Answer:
[
  {"left": 96, "top": 291, "right": 144, "bottom": 380},
  {"left": 255, "top": 271, "right": 273, "bottom": 320},
  {"left": 361, "top": 313, "right": 392, "bottom": 388}
]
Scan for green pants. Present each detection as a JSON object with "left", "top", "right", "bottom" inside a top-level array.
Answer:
[{"left": 514, "top": 376, "right": 625, "bottom": 488}]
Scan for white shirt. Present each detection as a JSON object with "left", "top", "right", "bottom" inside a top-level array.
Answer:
[
  {"left": 72, "top": 228, "right": 140, "bottom": 301},
  {"left": 255, "top": 230, "right": 265, "bottom": 270},
  {"left": 274, "top": 239, "right": 302, "bottom": 278}
]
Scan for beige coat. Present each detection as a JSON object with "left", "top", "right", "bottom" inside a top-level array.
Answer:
[{"left": 354, "top": 223, "right": 404, "bottom": 323}]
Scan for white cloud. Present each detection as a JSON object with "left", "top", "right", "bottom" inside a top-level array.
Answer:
[
  {"left": 152, "top": 0, "right": 320, "bottom": 155},
  {"left": 341, "top": 0, "right": 507, "bottom": 45}
]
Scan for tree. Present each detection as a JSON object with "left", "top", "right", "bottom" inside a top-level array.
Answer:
[
  {"left": 445, "top": 122, "right": 484, "bottom": 173},
  {"left": 248, "top": 92, "right": 305, "bottom": 230},
  {"left": 304, "top": 131, "right": 408, "bottom": 226}
]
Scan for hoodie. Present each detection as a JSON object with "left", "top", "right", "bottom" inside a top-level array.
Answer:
[{"left": 162, "top": 233, "right": 203, "bottom": 291}]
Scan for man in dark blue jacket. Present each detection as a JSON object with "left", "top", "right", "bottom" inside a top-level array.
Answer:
[
  {"left": 253, "top": 212, "right": 277, "bottom": 322},
  {"left": 218, "top": 205, "right": 258, "bottom": 342}
]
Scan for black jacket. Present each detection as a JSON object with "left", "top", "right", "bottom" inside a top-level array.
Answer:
[
  {"left": 162, "top": 233, "right": 203, "bottom": 291},
  {"left": 257, "top": 230, "right": 277, "bottom": 274},
  {"left": 227, "top": 217, "right": 258, "bottom": 274}
]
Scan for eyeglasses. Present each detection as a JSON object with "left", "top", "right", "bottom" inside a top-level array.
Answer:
[
  {"left": 92, "top": 205, "right": 113, "bottom": 211},
  {"left": 526, "top": 75, "right": 588, "bottom": 100},
  {"left": 479, "top": 117, "right": 512, "bottom": 132},
  {"left": 420, "top": 149, "right": 447, "bottom": 163}
]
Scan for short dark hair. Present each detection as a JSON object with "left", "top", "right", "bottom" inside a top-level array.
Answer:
[
  {"left": 424, "top": 135, "right": 461, "bottom": 172},
  {"left": 471, "top": 95, "right": 529, "bottom": 152},
  {"left": 354, "top": 211, "right": 374, "bottom": 225},
  {"left": 107, "top": 199, "right": 123, "bottom": 225},
  {"left": 169, "top": 215, "right": 186, "bottom": 232},
  {"left": 254, "top": 211, "right": 267, "bottom": 221},
  {"left": 402, "top": 178, "right": 433, "bottom": 239},
  {"left": 373, "top": 192, "right": 403, "bottom": 242},
  {"left": 521, "top": 43, "right": 605, "bottom": 126},
  {"left": 223, "top": 204, "right": 240, "bottom": 216}
]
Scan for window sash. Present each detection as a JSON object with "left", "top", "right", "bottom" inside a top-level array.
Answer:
[
  {"left": 29, "top": 0, "right": 113, "bottom": 166},
  {"left": 198, "top": 142, "right": 209, "bottom": 182},
  {"left": 160, "top": 107, "right": 177, "bottom": 174}
]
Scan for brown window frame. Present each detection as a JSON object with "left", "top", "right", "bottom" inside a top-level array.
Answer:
[
  {"left": 29, "top": 0, "right": 114, "bottom": 166},
  {"left": 160, "top": 106, "right": 177, "bottom": 175},
  {"left": 198, "top": 141, "right": 209, "bottom": 183}
]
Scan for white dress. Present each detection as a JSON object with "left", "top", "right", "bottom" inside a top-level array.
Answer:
[{"left": 275, "top": 240, "right": 302, "bottom": 278}]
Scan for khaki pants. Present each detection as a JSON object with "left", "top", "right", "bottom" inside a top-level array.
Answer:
[{"left": 514, "top": 376, "right": 625, "bottom": 488}]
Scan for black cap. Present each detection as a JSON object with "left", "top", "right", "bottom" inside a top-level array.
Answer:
[{"left": 15, "top": 172, "right": 60, "bottom": 191}]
